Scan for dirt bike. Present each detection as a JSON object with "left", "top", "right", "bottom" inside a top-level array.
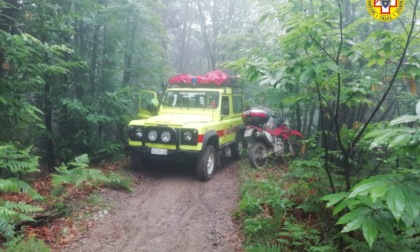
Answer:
[{"left": 242, "top": 108, "right": 304, "bottom": 169}]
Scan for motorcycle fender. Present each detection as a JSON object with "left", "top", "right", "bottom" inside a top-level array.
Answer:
[{"left": 264, "top": 131, "right": 275, "bottom": 146}]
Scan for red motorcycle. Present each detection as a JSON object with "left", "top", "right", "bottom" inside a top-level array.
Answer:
[{"left": 242, "top": 108, "right": 304, "bottom": 169}]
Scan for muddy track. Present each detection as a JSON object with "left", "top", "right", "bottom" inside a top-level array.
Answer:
[{"left": 62, "top": 157, "right": 242, "bottom": 252}]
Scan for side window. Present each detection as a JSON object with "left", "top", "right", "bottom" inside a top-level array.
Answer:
[
  {"left": 233, "top": 96, "right": 243, "bottom": 114},
  {"left": 140, "top": 92, "right": 157, "bottom": 110},
  {"left": 221, "top": 96, "right": 230, "bottom": 115}
]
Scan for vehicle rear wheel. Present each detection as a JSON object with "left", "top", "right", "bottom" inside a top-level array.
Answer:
[
  {"left": 248, "top": 142, "right": 269, "bottom": 169},
  {"left": 196, "top": 145, "right": 216, "bottom": 181},
  {"left": 231, "top": 136, "right": 244, "bottom": 160}
]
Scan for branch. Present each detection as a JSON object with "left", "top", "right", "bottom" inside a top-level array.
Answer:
[
  {"left": 309, "top": 34, "right": 335, "bottom": 62},
  {"left": 333, "top": 0, "right": 347, "bottom": 156}
]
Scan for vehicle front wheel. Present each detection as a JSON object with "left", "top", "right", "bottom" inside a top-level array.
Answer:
[
  {"left": 130, "top": 153, "right": 151, "bottom": 170},
  {"left": 131, "top": 153, "right": 142, "bottom": 170},
  {"left": 248, "top": 142, "right": 269, "bottom": 169},
  {"left": 196, "top": 145, "right": 216, "bottom": 181}
]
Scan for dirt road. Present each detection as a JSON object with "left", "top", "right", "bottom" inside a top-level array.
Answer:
[{"left": 63, "top": 157, "right": 242, "bottom": 252}]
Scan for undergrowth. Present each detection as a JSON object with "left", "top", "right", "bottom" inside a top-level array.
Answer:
[
  {"left": 0, "top": 146, "right": 133, "bottom": 250},
  {"left": 236, "top": 158, "right": 336, "bottom": 252}
]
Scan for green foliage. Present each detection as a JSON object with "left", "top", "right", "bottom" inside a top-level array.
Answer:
[
  {"left": 56, "top": 89, "right": 133, "bottom": 161},
  {"left": 52, "top": 154, "right": 132, "bottom": 193},
  {"left": 0, "top": 144, "right": 44, "bottom": 240},
  {"left": 322, "top": 173, "right": 420, "bottom": 248},
  {"left": 322, "top": 101, "right": 420, "bottom": 249},
  {"left": 245, "top": 243, "right": 285, "bottom": 252},
  {"left": 2, "top": 235, "right": 50, "bottom": 252},
  {"left": 0, "top": 145, "right": 39, "bottom": 177},
  {"left": 0, "top": 31, "right": 70, "bottom": 143},
  {"left": 238, "top": 163, "right": 328, "bottom": 250},
  {"left": 0, "top": 201, "right": 44, "bottom": 240}
]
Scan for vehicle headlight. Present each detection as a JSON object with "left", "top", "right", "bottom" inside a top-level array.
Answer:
[
  {"left": 183, "top": 131, "right": 193, "bottom": 141},
  {"left": 161, "top": 131, "right": 171, "bottom": 143},
  {"left": 148, "top": 130, "right": 158, "bottom": 141},
  {"left": 135, "top": 128, "right": 143, "bottom": 138}
]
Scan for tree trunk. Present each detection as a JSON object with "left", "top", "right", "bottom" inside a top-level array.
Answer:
[
  {"left": 306, "top": 106, "right": 315, "bottom": 137},
  {"left": 295, "top": 103, "right": 302, "bottom": 133},
  {"left": 90, "top": 23, "right": 100, "bottom": 93},
  {"left": 43, "top": 80, "right": 56, "bottom": 172},
  {"left": 123, "top": 19, "right": 135, "bottom": 86}
]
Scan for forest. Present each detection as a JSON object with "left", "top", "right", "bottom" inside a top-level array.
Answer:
[{"left": 0, "top": 0, "right": 419, "bottom": 251}]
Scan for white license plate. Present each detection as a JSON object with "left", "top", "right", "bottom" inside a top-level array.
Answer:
[
  {"left": 151, "top": 148, "right": 167, "bottom": 155},
  {"left": 244, "top": 129, "right": 253, "bottom": 137}
]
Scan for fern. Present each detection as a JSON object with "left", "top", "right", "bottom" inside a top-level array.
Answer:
[
  {"left": 52, "top": 154, "right": 131, "bottom": 191},
  {"left": 0, "top": 145, "right": 39, "bottom": 175},
  {"left": 0, "top": 178, "right": 42, "bottom": 200},
  {"left": 0, "top": 144, "right": 44, "bottom": 240},
  {"left": 0, "top": 201, "right": 44, "bottom": 240},
  {"left": 3, "top": 235, "right": 51, "bottom": 252}
]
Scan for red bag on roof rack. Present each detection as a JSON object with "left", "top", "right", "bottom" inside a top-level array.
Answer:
[{"left": 168, "top": 70, "right": 231, "bottom": 86}]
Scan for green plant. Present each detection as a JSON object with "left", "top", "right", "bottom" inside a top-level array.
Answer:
[
  {"left": 245, "top": 243, "right": 285, "bottom": 252},
  {"left": 51, "top": 154, "right": 132, "bottom": 193},
  {"left": 322, "top": 101, "right": 420, "bottom": 249},
  {"left": 276, "top": 220, "right": 324, "bottom": 250},
  {"left": 2, "top": 235, "right": 50, "bottom": 252},
  {"left": 0, "top": 144, "right": 43, "bottom": 240}
]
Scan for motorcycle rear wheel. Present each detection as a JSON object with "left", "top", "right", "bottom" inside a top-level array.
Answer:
[{"left": 248, "top": 142, "right": 269, "bottom": 169}]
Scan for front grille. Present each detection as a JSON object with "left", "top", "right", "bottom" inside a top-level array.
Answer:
[{"left": 176, "top": 129, "right": 181, "bottom": 145}]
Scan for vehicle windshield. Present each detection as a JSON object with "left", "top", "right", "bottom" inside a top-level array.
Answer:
[{"left": 162, "top": 91, "right": 219, "bottom": 109}]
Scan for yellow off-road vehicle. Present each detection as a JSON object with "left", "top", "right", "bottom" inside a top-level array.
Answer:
[{"left": 127, "top": 71, "right": 245, "bottom": 181}]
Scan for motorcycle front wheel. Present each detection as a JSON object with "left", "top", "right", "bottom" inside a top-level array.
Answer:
[{"left": 248, "top": 142, "right": 269, "bottom": 169}]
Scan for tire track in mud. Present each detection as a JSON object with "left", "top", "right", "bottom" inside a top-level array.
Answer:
[{"left": 62, "top": 158, "right": 242, "bottom": 252}]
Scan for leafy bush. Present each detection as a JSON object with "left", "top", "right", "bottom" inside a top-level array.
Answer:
[
  {"left": 238, "top": 164, "right": 327, "bottom": 250},
  {"left": 322, "top": 101, "right": 420, "bottom": 249}
]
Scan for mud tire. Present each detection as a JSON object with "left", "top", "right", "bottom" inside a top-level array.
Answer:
[
  {"left": 248, "top": 142, "right": 269, "bottom": 169},
  {"left": 230, "top": 136, "right": 244, "bottom": 160},
  {"left": 131, "top": 153, "right": 151, "bottom": 170},
  {"left": 196, "top": 145, "right": 216, "bottom": 181}
]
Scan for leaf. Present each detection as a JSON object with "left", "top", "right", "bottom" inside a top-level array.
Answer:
[
  {"left": 383, "top": 42, "right": 391, "bottom": 58},
  {"left": 388, "top": 134, "right": 411, "bottom": 148},
  {"left": 321, "top": 192, "right": 349, "bottom": 207},
  {"left": 370, "top": 183, "right": 388, "bottom": 202},
  {"left": 416, "top": 100, "right": 420, "bottom": 116},
  {"left": 390, "top": 115, "right": 420, "bottom": 125},
  {"left": 337, "top": 206, "right": 371, "bottom": 225},
  {"left": 376, "top": 219, "right": 396, "bottom": 242},
  {"left": 386, "top": 186, "right": 406, "bottom": 221},
  {"left": 348, "top": 176, "right": 388, "bottom": 198},
  {"left": 342, "top": 215, "right": 366, "bottom": 232},
  {"left": 362, "top": 216, "right": 379, "bottom": 248},
  {"left": 333, "top": 198, "right": 350, "bottom": 216},
  {"left": 0, "top": 96, "right": 7, "bottom": 105},
  {"left": 403, "top": 189, "right": 420, "bottom": 220}
]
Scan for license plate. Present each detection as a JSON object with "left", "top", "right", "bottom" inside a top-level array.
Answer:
[
  {"left": 151, "top": 148, "right": 167, "bottom": 155},
  {"left": 244, "top": 129, "right": 253, "bottom": 137}
]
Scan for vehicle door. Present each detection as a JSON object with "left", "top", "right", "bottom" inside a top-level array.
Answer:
[
  {"left": 220, "top": 96, "right": 237, "bottom": 145},
  {"left": 137, "top": 90, "right": 158, "bottom": 119}
]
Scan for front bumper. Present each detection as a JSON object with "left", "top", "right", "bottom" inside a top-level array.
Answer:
[{"left": 129, "top": 146, "right": 201, "bottom": 162}]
